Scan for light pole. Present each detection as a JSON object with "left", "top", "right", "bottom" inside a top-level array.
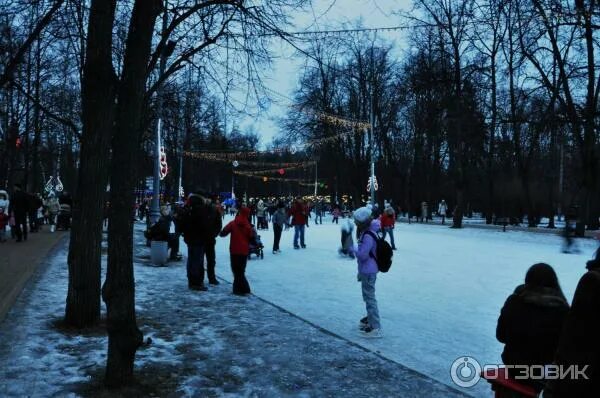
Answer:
[
  {"left": 149, "top": 0, "right": 169, "bottom": 224},
  {"left": 369, "top": 48, "right": 376, "bottom": 205}
]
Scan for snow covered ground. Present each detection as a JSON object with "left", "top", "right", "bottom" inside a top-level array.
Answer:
[
  {"left": 0, "top": 225, "right": 466, "bottom": 397},
  {"left": 212, "top": 215, "right": 599, "bottom": 396}
]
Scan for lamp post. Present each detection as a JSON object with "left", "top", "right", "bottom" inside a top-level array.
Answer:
[{"left": 149, "top": 0, "right": 169, "bottom": 224}]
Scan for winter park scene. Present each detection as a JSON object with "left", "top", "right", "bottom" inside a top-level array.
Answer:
[{"left": 2, "top": 1, "right": 600, "bottom": 398}]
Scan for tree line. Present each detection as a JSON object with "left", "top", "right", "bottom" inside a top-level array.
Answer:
[{"left": 282, "top": 0, "right": 600, "bottom": 230}]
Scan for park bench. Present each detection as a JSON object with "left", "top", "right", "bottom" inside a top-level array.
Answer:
[{"left": 481, "top": 368, "right": 538, "bottom": 398}]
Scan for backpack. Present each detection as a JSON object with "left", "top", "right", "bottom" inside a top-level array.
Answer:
[{"left": 364, "top": 230, "right": 393, "bottom": 273}]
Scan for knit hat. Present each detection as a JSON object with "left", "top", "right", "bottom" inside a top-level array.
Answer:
[{"left": 353, "top": 206, "right": 372, "bottom": 224}]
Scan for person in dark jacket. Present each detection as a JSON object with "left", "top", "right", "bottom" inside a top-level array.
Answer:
[
  {"left": 271, "top": 201, "right": 288, "bottom": 254},
  {"left": 180, "top": 193, "right": 211, "bottom": 291},
  {"left": 496, "top": 263, "right": 569, "bottom": 392},
  {"left": 220, "top": 206, "right": 253, "bottom": 295},
  {"left": 546, "top": 248, "right": 600, "bottom": 398},
  {"left": 9, "top": 184, "right": 29, "bottom": 242},
  {"left": 204, "top": 197, "right": 223, "bottom": 285}
]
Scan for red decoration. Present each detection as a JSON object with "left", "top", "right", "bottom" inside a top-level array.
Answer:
[
  {"left": 278, "top": 168, "right": 285, "bottom": 175},
  {"left": 15, "top": 137, "right": 21, "bottom": 148}
]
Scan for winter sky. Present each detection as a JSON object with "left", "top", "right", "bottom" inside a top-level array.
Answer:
[{"left": 232, "top": 0, "right": 413, "bottom": 148}]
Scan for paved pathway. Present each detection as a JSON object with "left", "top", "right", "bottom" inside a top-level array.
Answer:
[{"left": 0, "top": 226, "right": 68, "bottom": 322}]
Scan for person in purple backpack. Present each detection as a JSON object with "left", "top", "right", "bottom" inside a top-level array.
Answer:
[{"left": 351, "top": 206, "right": 382, "bottom": 338}]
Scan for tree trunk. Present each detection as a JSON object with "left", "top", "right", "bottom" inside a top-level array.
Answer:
[
  {"left": 102, "top": 0, "right": 161, "bottom": 387},
  {"left": 65, "top": 0, "right": 117, "bottom": 328}
]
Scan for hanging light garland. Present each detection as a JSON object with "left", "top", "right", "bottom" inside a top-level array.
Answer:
[
  {"left": 292, "top": 105, "right": 371, "bottom": 130},
  {"left": 232, "top": 162, "right": 316, "bottom": 176},
  {"left": 183, "top": 151, "right": 313, "bottom": 167},
  {"left": 234, "top": 172, "right": 317, "bottom": 183}
]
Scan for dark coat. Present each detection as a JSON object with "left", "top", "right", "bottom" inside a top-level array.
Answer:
[
  {"left": 180, "top": 195, "right": 220, "bottom": 246},
  {"left": 9, "top": 190, "right": 29, "bottom": 216},
  {"left": 549, "top": 269, "right": 600, "bottom": 398},
  {"left": 496, "top": 284, "right": 569, "bottom": 374}
]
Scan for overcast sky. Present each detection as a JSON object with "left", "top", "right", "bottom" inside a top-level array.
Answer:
[{"left": 228, "top": 0, "right": 413, "bottom": 148}]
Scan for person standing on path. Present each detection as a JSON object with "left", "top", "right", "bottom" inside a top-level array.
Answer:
[
  {"left": 271, "top": 201, "right": 287, "bottom": 254},
  {"left": 203, "top": 197, "right": 223, "bottom": 285},
  {"left": 180, "top": 193, "right": 211, "bottom": 291},
  {"left": 289, "top": 198, "right": 308, "bottom": 249},
  {"left": 351, "top": 207, "right": 382, "bottom": 338},
  {"left": 9, "top": 184, "right": 29, "bottom": 242},
  {"left": 220, "top": 206, "right": 253, "bottom": 295}
]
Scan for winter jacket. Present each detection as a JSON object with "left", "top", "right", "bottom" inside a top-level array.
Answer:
[
  {"left": 289, "top": 203, "right": 308, "bottom": 226},
  {"left": 496, "top": 284, "right": 569, "bottom": 390},
  {"left": 438, "top": 202, "right": 448, "bottom": 216},
  {"left": 550, "top": 268, "right": 600, "bottom": 397},
  {"left": 380, "top": 212, "right": 396, "bottom": 229},
  {"left": 180, "top": 194, "right": 217, "bottom": 245},
  {"left": 0, "top": 213, "right": 8, "bottom": 229},
  {"left": 9, "top": 189, "right": 29, "bottom": 216},
  {"left": 256, "top": 201, "right": 267, "bottom": 217},
  {"left": 341, "top": 218, "right": 354, "bottom": 233},
  {"left": 353, "top": 219, "right": 380, "bottom": 275},
  {"left": 272, "top": 208, "right": 288, "bottom": 227},
  {"left": 220, "top": 207, "right": 253, "bottom": 255}
]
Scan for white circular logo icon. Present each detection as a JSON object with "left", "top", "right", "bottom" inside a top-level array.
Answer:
[{"left": 450, "top": 356, "right": 482, "bottom": 388}]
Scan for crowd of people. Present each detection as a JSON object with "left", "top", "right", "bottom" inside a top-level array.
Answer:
[
  {"left": 0, "top": 183, "right": 72, "bottom": 243},
  {"left": 495, "top": 251, "right": 600, "bottom": 397},
  {"left": 141, "top": 190, "right": 599, "bottom": 392}
]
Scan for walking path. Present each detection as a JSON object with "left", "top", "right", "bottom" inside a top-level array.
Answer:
[
  {"left": 0, "top": 227, "right": 68, "bottom": 322},
  {"left": 0, "top": 223, "right": 468, "bottom": 397}
]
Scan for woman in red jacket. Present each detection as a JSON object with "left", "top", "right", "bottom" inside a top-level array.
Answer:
[
  {"left": 379, "top": 206, "right": 397, "bottom": 250},
  {"left": 220, "top": 207, "right": 253, "bottom": 295}
]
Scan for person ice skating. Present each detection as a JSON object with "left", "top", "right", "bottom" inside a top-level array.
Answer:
[
  {"left": 420, "top": 201, "right": 428, "bottom": 223},
  {"left": 315, "top": 200, "right": 323, "bottom": 225},
  {"left": 180, "top": 192, "right": 212, "bottom": 291},
  {"left": 380, "top": 203, "right": 396, "bottom": 250},
  {"left": 256, "top": 199, "right": 267, "bottom": 230},
  {"left": 496, "top": 263, "right": 569, "bottom": 393},
  {"left": 546, "top": 248, "right": 600, "bottom": 398},
  {"left": 438, "top": 199, "right": 448, "bottom": 225},
  {"left": 332, "top": 206, "right": 340, "bottom": 224},
  {"left": 338, "top": 214, "right": 355, "bottom": 258},
  {"left": 220, "top": 207, "right": 253, "bottom": 295},
  {"left": 351, "top": 206, "right": 382, "bottom": 338},
  {"left": 271, "top": 201, "right": 287, "bottom": 254},
  {"left": 563, "top": 206, "right": 578, "bottom": 253},
  {"left": 289, "top": 198, "right": 308, "bottom": 249}
]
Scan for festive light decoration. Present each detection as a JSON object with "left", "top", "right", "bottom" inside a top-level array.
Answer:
[
  {"left": 232, "top": 162, "right": 316, "bottom": 176},
  {"left": 184, "top": 151, "right": 313, "bottom": 168},
  {"left": 292, "top": 106, "right": 371, "bottom": 130},
  {"left": 305, "top": 127, "right": 367, "bottom": 147},
  {"left": 44, "top": 175, "right": 64, "bottom": 194},
  {"left": 263, "top": 176, "right": 268, "bottom": 182},
  {"left": 159, "top": 146, "right": 168, "bottom": 180},
  {"left": 366, "top": 176, "right": 379, "bottom": 192},
  {"left": 236, "top": 173, "right": 318, "bottom": 183}
]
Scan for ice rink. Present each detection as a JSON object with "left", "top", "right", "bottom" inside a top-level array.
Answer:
[{"left": 214, "top": 216, "right": 598, "bottom": 396}]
